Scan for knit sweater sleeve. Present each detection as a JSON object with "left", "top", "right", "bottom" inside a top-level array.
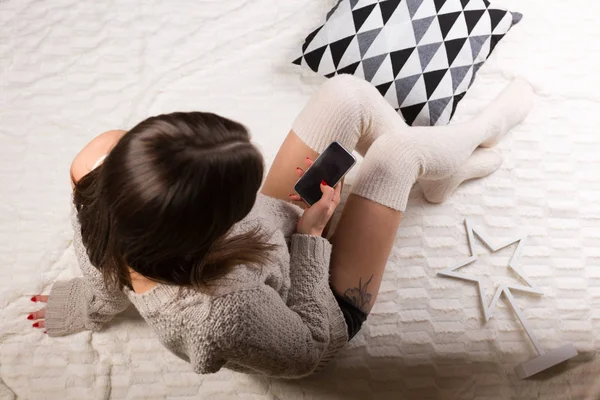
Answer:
[
  {"left": 185, "top": 234, "right": 348, "bottom": 378},
  {"left": 44, "top": 209, "right": 130, "bottom": 337}
]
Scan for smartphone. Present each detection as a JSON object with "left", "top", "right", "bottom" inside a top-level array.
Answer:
[{"left": 294, "top": 141, "right": 356, "bottom": 206}]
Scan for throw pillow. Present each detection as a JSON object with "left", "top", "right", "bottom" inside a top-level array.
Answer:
[{"left": 293, "top": 0, "right": 522, "bottom": 126}]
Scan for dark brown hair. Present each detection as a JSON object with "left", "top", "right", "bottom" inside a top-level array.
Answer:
[{"left": 73, "top": 112, "right": 275, "bottom": 290}]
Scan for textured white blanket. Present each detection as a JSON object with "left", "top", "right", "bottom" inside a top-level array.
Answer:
[{"left": 1, "top": 0, "right": 600, "bottom": 399}]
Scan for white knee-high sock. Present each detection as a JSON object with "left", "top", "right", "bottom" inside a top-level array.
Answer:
[
  {"left": 419, "top": 148, "right": 503, "bottom": 204},
  {"left": 292, "top": 75, "right": 533, "bottom": 211},
  {"left": 292, "top": 74, "right": 404, "bottom": 156},
  {"left": 403, "top": 79, "right": 533, "bottom": 181},
  {"left": 479, "top": 79, "right": 535, "bottom": 148},
  {"left": 352, "top": 80, "right": 533, "bottom": 211},
  {"left": 293, "top": 75, "right": 532, "bottom": 159}
]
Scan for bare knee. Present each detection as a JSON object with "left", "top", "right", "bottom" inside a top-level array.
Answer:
[
  {"left": 292, "top": 75, "right": 384, "bottom": 153},
  {"left": 71, "top": 130, "right": 126, "bottom": 186},
  {"left": 369, "top": 134, "right": 420, "bottom": 169}
]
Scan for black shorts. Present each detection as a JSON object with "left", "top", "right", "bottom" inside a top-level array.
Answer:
[{"left": 331, "top": 289, "right": 368, "bottom": 340}]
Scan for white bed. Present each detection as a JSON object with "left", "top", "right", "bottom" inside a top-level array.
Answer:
[{"left": 1, "top": 0, "right": 599, "bottom": 398}]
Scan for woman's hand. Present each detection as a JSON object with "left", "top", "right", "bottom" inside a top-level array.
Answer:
[
  {"left": 28, "top": 295, "right": 48, "bottom": 333},
  {"left": 290, "top": 157, "right": 342, "bottom": 237}
]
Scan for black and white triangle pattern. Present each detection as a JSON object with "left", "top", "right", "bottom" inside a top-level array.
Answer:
[{"left": 293, "top": 0, "right": 522, "bottom": 126}]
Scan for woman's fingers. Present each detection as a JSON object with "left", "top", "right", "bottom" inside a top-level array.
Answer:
[
  {"left": 318, "top": 181, "right": 335, "bottom": 204},
  {"left": 296, "top": 156, "right": 314, "bottom": 177},
  {"left": 27, "top": 308, "right": 45, "bottom": 319},
  {"left": 30, "top": 308, "right": 46, "bottom": 320},
  {"left": 304, "top": 156, "right": 314, "bottom": 169},
  {"left": 27, "top": 298, "right": 48, "bottom": 332},
  {"left": 289, "top": 193, "right": 310, "bottom": 210},
  {"left": 333, "top": 182, "right": 342, "bottom": 205},
  {"left": 291, "top": 156, "right": 315, "bottom": 203},
  {"left": 32, "top": 320, "right": 45, "bottom": 329}
]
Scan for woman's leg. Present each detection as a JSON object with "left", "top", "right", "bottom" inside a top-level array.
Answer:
[
  {"left": 263, "top": 74, "right": 533, "bottom": 315},
  {"left": 329, "top": 195, "right": 402, "bottom": 313},
  {"left": 330, "top": 79, "right": 533, "bottom": 313},
  {"left": 262, "top": 75, "right": 401, "bottom": 203},
  {"left": 263, "top": 75, "right": 529, "bottom": 204}
]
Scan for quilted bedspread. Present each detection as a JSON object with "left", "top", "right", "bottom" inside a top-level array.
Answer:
[{"left": 1, "top": 0, "right": 600, "bottom": 399}]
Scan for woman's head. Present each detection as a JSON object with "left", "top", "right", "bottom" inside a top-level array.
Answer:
[{"left": 74, "top": 112, "right": 274, "bottom": 289}]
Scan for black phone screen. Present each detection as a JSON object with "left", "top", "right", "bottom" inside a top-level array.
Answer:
[{"left": 294, "top": 142, "right": 356, "bottom": 206}]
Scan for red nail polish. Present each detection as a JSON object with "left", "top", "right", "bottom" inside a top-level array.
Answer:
[
  {"left": 44, "top": 331, "right": 47, "bottom": 334},
  {"left": 321, "top": 180, "right": 328, "bottom": 186},
  {"left": 27, "top": 315, "right": 34, "bottom": 320},
  {"left": 31, "top": 296, "right": 36, "bottom": 302},
  {"left": 33, "top": 322, "right": 39, "bottom": 328}
]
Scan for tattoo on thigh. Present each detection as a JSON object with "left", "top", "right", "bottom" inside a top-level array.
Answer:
[{"left": 342, "top": 275, "right": 374, "bottom": 312}]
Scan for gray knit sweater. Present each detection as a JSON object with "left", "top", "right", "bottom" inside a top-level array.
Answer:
[{"left": 45, "top": 194, "right": 349, "bottom": 378}]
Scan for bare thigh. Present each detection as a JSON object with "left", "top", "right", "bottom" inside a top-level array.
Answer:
[{"left": 263, "top": 131, "right": 403, "bottom": 315}]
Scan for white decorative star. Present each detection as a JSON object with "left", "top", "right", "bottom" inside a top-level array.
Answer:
[
  {"left": 438, "top": 219, "right": 579, "bottom": 378},
  {"left": 437, "top": 219, "right": 543, "bottom": 322}
]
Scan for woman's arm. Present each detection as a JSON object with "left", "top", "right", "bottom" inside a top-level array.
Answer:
[
  {"left": 184, "top": 234, "right": 348, "bottom": 378},
  {"left": 43, "top": 208, "right": 131, "bottom": 336},
  {"left": 30, "top": 130, "right": 130, "bottom": 335}
]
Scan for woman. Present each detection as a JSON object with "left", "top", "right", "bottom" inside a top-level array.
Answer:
[{"left": 28, "top": 75, "right": 533, "bottom": 377}]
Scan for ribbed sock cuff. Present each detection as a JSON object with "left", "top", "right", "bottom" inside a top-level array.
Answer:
[
  {"left": 351, "top": 135, "right": 421, "bottom": 212},
  {"left": 292, "top": 75, "right": 412, "bottom": 159}
]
